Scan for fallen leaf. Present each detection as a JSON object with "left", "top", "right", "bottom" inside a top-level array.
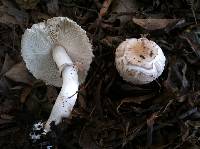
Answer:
[
  {"left": 100, "top": 0, "right": 113, "bottom": 17},
  {"left": 164, "top": 56, "right": 189, "bottom": 95},
  {"left": 132, "top": 18, "right": 180, "bottom": 30},
  {"left": 79, "top": 124, "right": 100, "bottom": 149},
  {"left": 0, "top": 0, "right": 28, "bottom": 25},
  {"left": 179, "top": 27, "right": 200, "bottom": 60},
  {"left": 0, "top": 77, "right": 10, "bottom": 95},
  {"left": 0, "top": 118, "right": 14, "bottom": 125},
  {"left": 46, "top": 85, "right": 57, "bottom": 103},
  {"left": 1, "top": 54, "right": 15, "bottom": 75},
  {"left": 0, "top": 13, "right": 19, "bottom": 25},
  {"left": 0, "top": 127, "right": 19, "bottom": 137},
  {"left": 47, "top": 0, "right": 59, "bottom": 15},
  {"left": 15, "top": 0, "right": 40, "bottom": 9},
  {"left": 77, "top": 89, "right": 87, "bottom": 109},
  {"left": 0, "top": 98, "right": 16, "bottom": 114},
  {"left": 146, "top": 113, "right": 158, "bottom": 147},
  {"left": 0, "top": 114, "right": 14, "bottom": 120},
  {"left": 31, "top": 11, "right": 51, "bottom": 22},
  {"left": 5, "top": 62, "right": 35, "bottom": 85},
  {"left": 118, "top": 93, "right": 155, "bottom": 105},
  {"left": 20, "top": 86, "right": 32, "bottom": 103},
  {"left": 100, "top": 36, "right": 122, "bottom": 47},
  {"left": 109, "top": 0, "right": 140, "bottom": 24}
]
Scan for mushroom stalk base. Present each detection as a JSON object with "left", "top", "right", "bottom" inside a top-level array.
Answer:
[{"left": 44, "top": 46, "right": 79, "bottom": 132}]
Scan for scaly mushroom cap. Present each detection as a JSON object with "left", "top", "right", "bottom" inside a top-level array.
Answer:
[
  {"left": 21, "top": 17, "right": 93, "bottom": 87},
  {"left": 115, "top": 38, "right": 166, "bottom": 84}
]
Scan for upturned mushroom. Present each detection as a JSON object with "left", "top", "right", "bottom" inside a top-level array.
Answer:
[
  {"left": 115, "top": 38, "right": 166, "bottom": 84},
  {"left": 21, "top": 17, "right": 93, "bottom": 132}
]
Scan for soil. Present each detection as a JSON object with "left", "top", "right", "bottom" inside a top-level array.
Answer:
[{"left": 0, "top": 0, "right": 200, "bottom": 148}]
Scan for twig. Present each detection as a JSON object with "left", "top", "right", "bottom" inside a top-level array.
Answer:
[{"left": 186, "top": 0, "right": 197, "bottom": 24}]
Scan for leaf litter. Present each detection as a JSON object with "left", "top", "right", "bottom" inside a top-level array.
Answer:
[{"left": 0, "top": 0, "right": 200, "bottom": 149}]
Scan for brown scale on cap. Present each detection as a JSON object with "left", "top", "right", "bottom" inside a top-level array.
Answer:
[
  {"left": 115, "top": 38, "right": 166, "bottom": 84},
  {"left": 125, "top": 38, "right": 158, "bottom": 68}
]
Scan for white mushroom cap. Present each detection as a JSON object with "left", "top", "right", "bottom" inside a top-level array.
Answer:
[
  {"left": 21, "top": 17, "right": 93, "bottom": 87},
  {"left": 115, "top": 38, "right": 166, "bottom": 84}
]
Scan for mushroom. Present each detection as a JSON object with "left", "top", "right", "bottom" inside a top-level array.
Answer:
[
  {"left": 115, "top": 38, "right": 166, "bottom": 84},
  {"left": 21, "top": 17, "right": 93, "bottom": 132}
]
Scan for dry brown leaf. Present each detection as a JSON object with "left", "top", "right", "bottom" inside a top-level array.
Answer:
[
  {"left": 20, "top": 86, "right": 32, "bottom": 103},
  {"left": 109, "top": 0, "right": 140, "bottom": 24},
  {"left": 118, "top": 93, "right": 155, "bottom": 105},
  {"left": 15, "top": 0, "right": 40, "bottom": 9},
  {"left": 101, "top": 36, "right": 122, "bottom": 47},
  {"left": 47, "top": 85, "right": 57, "bottom": 103},
  {"left": 31, "top": 11, "right": 50, "bottom": 21},
  {"left": 0, "top": 98, "right": 16, "bottom": 114},
  {"left": 0, "top": 13, "right": 19, "bottom": 25},
  {"left": 132, "top": 18, "right": 179, "bottom": 30},
  {"left": 5, "top": 62, "right": 35, "bottom": 85},
  {"left": 146, "top": 113, "right": 158, "bottom": 146},
  {"left": 78, "top": 94, "right": 87, "bottom": 109},
  {"left": 1, "top": 54, "right": 15, "bottom": 75},
  {"left": 47, "top": 0, "right": 58, "bottom": 15},
  {"left": 0, "top": 114, "right": 14, "bottom": 120},
  {"left": 0, "top": 77, "right": 10, "bottom": 95},
  {"left": 100, "top": 0, "right": 113, "bottom": 17},
  {"left": 0, "top": 0, "right": 28, "bottom": 25},
  {"left": 79, "top": 125, "right": 101, "bottom": 149}
]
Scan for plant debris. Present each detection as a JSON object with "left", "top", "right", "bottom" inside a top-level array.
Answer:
[{"left": 0, "top": 0, "right": 200, "bottom": 148}]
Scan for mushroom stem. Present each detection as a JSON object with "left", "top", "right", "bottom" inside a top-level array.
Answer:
[{"left": 44, "top": 46, "right": 79, "bottom": 132}]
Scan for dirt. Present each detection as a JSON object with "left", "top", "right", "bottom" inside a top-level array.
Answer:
[{"left": 0, "top": 0, "right": 200, "bottom": 148}]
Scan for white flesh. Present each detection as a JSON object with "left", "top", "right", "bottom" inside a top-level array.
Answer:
[{"left": 44, "top": 46, "right": 79, "bottom": 132}]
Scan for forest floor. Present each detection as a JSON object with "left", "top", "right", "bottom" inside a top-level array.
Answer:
[{"left": 0, "top": 0, "right": 200, "bottom": 148}]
